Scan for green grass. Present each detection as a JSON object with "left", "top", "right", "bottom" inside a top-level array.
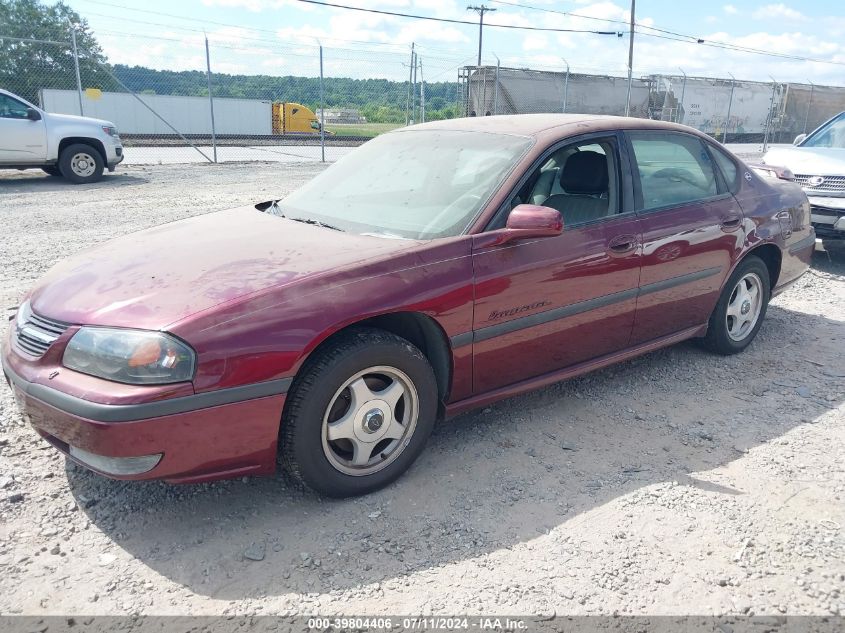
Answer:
[{"left": 326, "top": 122, "right": 403, "bottom": 138}]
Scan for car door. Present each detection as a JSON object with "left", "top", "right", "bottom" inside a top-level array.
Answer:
[
  {"left": 471, "top": 133, "right": 642, "bottom": 394},
  {"left": 0, "top": 93, "right": 47, "bottom": 163},
  {"left": 624, "top": 130, "right": 744, "bottom": 345}
]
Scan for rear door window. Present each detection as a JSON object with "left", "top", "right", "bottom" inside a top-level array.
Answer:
[{"left": 628, "top": 132, "right": 719, "bottom": 211}]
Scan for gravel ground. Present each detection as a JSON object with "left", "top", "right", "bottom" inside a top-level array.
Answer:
[{"left": 0, "top": 163, "right": 844, "bottom": 618}]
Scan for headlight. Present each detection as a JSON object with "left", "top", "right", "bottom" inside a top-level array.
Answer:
[
  {"left": 63, "top": 328, "right": 195, "bottom": 385},
  {"left": 102, "top": 126, "right": 119, "bottom": 137}
]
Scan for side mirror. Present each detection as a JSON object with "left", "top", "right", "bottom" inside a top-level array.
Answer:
[
  {"left": 26, "top": 108, "right": 41, "bottom": 121},
  {"left": 793, "top": 133, "right": 806, "bottom": 146},
  {"left": 480, "top": 204, "right": 562, "bottom": 246}
]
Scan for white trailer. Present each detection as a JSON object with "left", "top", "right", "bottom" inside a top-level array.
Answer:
[{"left": 39, "top": 89, "right": 272, "bottom": 135}]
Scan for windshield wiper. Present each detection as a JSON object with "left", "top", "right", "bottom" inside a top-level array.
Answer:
[{"left": 288, "top": 216, "right": 344, "bottom": 232}]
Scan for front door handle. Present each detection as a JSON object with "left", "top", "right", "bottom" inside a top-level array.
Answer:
[{"left": 608, "top": 234, "right": 637, "bottom": 254}]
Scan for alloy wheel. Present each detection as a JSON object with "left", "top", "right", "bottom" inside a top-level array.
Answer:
[
  {"left": 321, "top": 365, "right": 419, "bottom": 476},
  {"left": 725, "top": 272, "right": 764, "bottom": 342}
]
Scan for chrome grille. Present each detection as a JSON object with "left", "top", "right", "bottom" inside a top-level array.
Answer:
[
  {"left": 793, "top": 174, "right": 845, "bottom": 193},
  {"left": 13, "top": 302, "right": 70, "bottom": 358}
]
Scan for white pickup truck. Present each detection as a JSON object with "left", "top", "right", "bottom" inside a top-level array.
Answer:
[{"left": 0, "top": 88, "right": 123, "bottom": 184}]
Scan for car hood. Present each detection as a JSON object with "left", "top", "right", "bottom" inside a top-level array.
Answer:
[
  {"left": 29, "top": 207, "right": 417, "bottom": 330},
  {"left": 45, "top": 111, "right": 116, "bottom": 128},
  {"left": 763, "top": 146, "right": 845, "bottom": 175}
]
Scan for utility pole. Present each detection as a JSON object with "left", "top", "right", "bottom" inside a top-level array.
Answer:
[
  {"left": 467, "top": 5, "right": 496, "bottom": 67},
  {"left": 624, "top": 0, "right": 635, "bottom": 117}
]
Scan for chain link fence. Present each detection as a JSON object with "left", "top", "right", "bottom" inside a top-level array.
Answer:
[
  {"left": 459, "top": 66, "right": 845, "bottom": 145},
  {"left": 4, "top": 29, "right": 845, "bottom": 165}
]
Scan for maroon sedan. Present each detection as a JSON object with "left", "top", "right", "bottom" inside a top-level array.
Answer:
[{"left": 3, "top": 115, "right": 814, "bottom": 497}]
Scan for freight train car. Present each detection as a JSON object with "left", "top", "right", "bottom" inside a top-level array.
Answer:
[
  {"left": 461, "top": 66, "right": 651, "bottom": 118},
  {"left": 653, "top": 76, "right": 845, "bottom": 142}
]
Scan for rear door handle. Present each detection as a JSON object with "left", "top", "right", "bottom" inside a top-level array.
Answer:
[
  {"left": 608, "top": 234, "right": 637, "bottom": 254},
  {"left": 720, "top": 212, "right": 742, "bottom": 231}
]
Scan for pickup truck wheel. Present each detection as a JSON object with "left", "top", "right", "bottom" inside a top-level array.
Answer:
[
  {"left": 280, "top": 327, "right": 438, "bottom": 497},
  {"left": 41, "top": 166, "right": 62, "bottom": 177},
  {"left": 58, "top": 144, "right": 104, "bottom": 184},
  {"left": 701, "top": 255, "right": 770, "bottom": 355}
]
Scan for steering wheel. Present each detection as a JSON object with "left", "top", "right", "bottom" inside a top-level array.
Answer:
[
  {"left": 420, "top": 189, "right": 484, "bottom": 237},
  {"left": 652, "top": 168, "right": 710, "bottom": 191}
]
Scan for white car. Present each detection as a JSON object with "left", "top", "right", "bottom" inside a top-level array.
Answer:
[
  {"left": 763, "top": 111, "right": 845, "bottom": 247},
  {"left": 0, "top": 88, "right": 124, "bottom": 184}
]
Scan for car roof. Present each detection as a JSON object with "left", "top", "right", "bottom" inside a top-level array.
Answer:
[{"left": 395, "top": 113, "right": 705, "bottom": 139}]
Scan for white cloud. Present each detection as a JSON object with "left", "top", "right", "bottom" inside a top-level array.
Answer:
[
  {"left": 723, "top": 4, "right": 739, "bottom": 15},
  {"left": 752, "top": 4, "right": 807, "bottom": 21}
]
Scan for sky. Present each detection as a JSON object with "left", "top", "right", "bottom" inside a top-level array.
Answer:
[{"left": 61, "top": 0, "right": 845, "bottom": 85}]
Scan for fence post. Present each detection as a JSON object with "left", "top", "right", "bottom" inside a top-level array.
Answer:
[
  {"left": 204, "top": 35, "right": 218, "bottom": 164},
  {"left": 722, "top": 73, "right": 735, "bottom": 144},
  {"left": 677, "top": 68, "right": 686, "bottom": 123},
  {"left": 319, "top": 43, "right": 325, "bottom": 163},
  {"left": 69, "top": 24, "right": 84, "bottom": 116},
  {"left": 405, "top": 43, "right": 414, "bottom": 126},
  {"left": 762, "top": 77, "right": 777, "bottom": 152},
  {"left": 803, "top": 81, "right": 815, "bottom": 135},
  {"left": 493, "top": 55, "right": 500, "bottom": 115},
  {"left": 419, "top": 59, "right": 425, "bottom": 123},
  {"left": 562, "top": 58, "right": 569, "bottom": 113}
]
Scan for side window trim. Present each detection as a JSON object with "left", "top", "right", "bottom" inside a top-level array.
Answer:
[
  {"left": 622, "top": 129, "right": 730, "bottom": 215},
  {"left": 704, "top": 142, "right": 741, "bottom": 194},
  {"left": 484, "top": 130, "right": 633, "bottom": 232}
]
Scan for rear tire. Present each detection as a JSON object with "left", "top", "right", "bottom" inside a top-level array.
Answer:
[
  {"left": 42, "top": 166, "right": 61, "bottom": 177},
  {"left": 701, "top": 255, "right": 770, "bottom": 355},
  {"left": 58, "top": 143, "right": 104, "bottom": 184},
  {"left": 280, "top": 327, "right": 438, "bottom": 497}
]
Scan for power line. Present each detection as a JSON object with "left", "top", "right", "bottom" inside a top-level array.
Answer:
[
  {"left": 489, "top": 0, "right": 845, "bottom": 67},
  {"left": 293, "top": 0, "right": 623, "bottom": 35},
  {"left": 635, "top": 30, "right": 845, "bottom": 67}
]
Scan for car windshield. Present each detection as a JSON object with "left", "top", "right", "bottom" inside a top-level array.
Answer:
[
  {"left": 279, "top": 129, "right": 533, "bottom": 240},
  {"left": 802, "top": 112, "right": 845, "bottom": 148}
]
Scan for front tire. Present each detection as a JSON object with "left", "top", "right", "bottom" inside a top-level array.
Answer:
[
  {"left": 280, "top": 328, "right": 438, "bottom": 497},
  {"left": 58, "top": 143, "right": 104, "bottom": 184},
  {"left": 42, "top": 166, "right": 62, "bottom": 177},
  {"left": 702, "top": 255, "right": 770, "bottom": 355}
]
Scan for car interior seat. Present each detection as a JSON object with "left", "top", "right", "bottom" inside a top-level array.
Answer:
[{"left": 542, "top": 151, "right": 609, "bottom": 225}]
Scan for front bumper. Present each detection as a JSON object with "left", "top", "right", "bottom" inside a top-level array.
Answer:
[
  {"left": 2, "top": 351, "right": 288, "bottom": 484},
  {"left": 808, "top": 197, "right": 845, "bottom": 240},
  {"left": 106, "top": 137, "right": 124, "bottom": 168}
]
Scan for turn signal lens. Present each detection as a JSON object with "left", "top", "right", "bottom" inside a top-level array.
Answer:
[{"left": 127, "top": 339, "right": 162, "bottom": 367}]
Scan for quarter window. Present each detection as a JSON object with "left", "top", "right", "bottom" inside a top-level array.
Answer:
[
  {"left": 629, "top": 132, "right": 719, "bottom": 211},
  {"left": 708, "top": 145, "right": 740, "bottom": 193},
  {"left": 0, "top": 94, "right": 30, "bottom": 119}
]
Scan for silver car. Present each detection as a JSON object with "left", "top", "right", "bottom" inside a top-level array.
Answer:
[{"left": 764, "top": 111, "right": 845, "bottom": 247}]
